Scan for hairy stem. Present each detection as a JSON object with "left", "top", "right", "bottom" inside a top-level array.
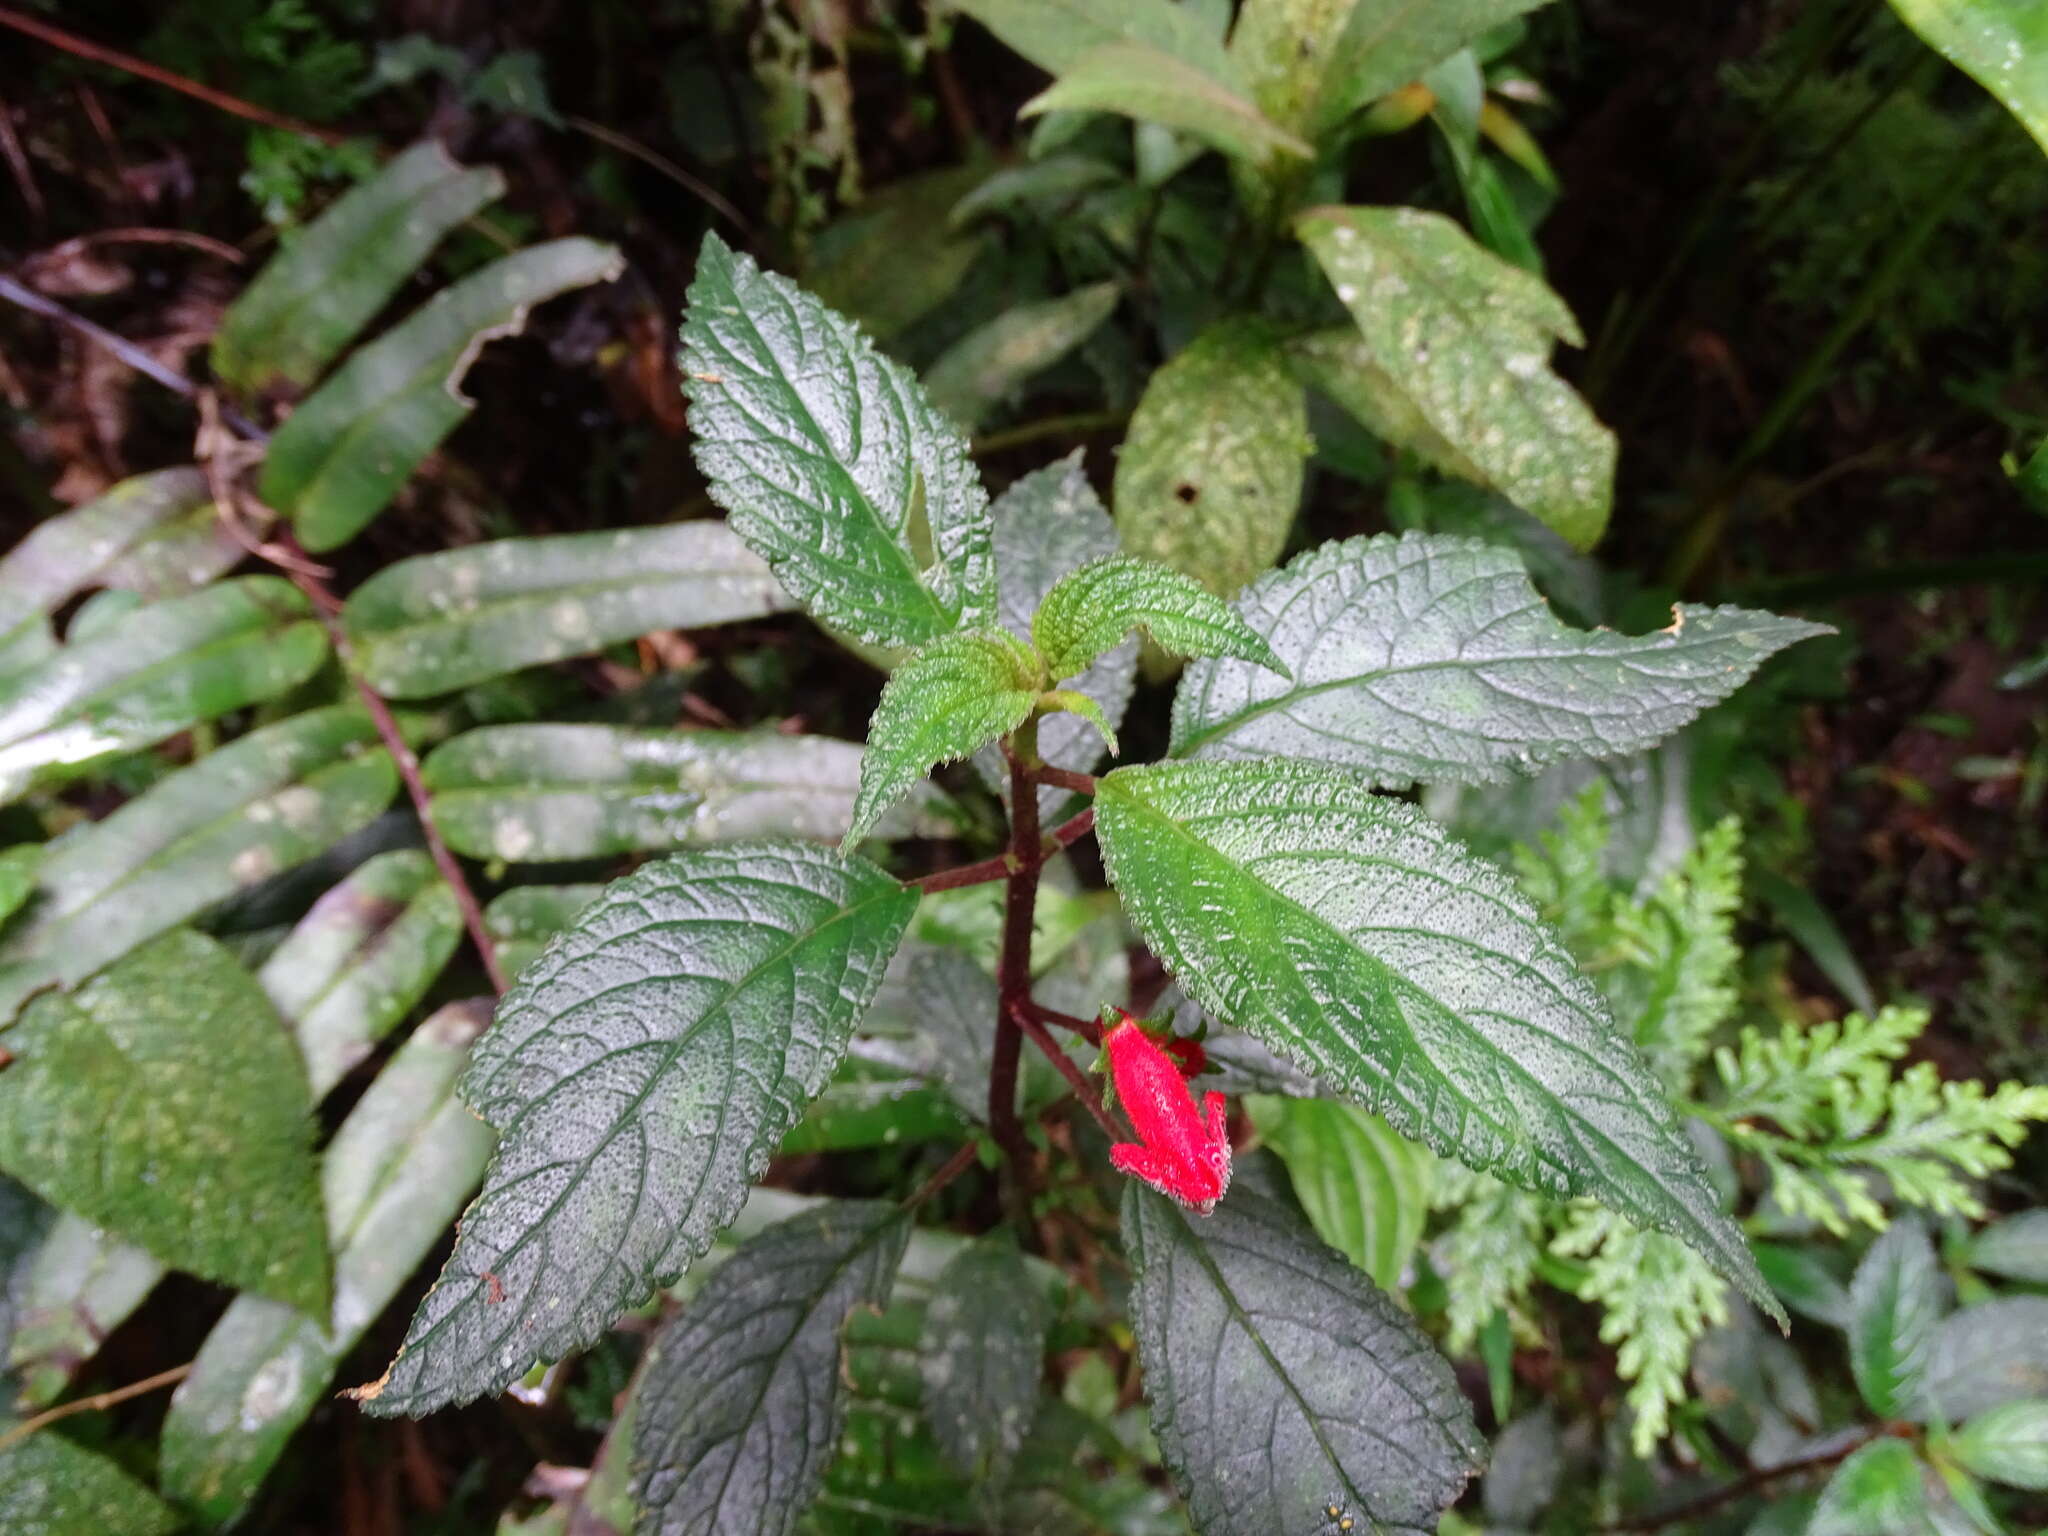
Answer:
[
  {"left": 988, "top": 734, "right": 1044, "bottom": 1198},
  {"left": 1012, "top": 1003, "right": 1119, "bottom": 1138},
  {"left": 905, "top": 806, "right": 1095, "bottom": 892}
]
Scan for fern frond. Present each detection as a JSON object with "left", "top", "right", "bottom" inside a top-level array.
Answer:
[
  {"left": 1553, "top": 1204, "right": 1730, "bottom": 1456},
  {"left": 1607, "top": 817, "right": 1743, "bottom": 1081},
  {"left": 1513, "top": 786, "right": 1615, "bottom": 957},
  {"left": 1434, "top": 1165, "right": 1548, "bottom": 1354},
  {"left": 1707, "top": 1007, "right": 2048, "bottom": 1232}
]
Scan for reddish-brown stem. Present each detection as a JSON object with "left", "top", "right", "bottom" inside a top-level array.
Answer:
[
  {"left": 905, "top": 807, "right": 1095, "bottom": 893},
  {"left": 0, "top": 1363, "right": 193, "bottom": 1453},
  {"left": 1030, "top": 763, "right": 1097, "bottom": 796},
  {"left": 1602, "top": 1426, "right": 1896, "bottom": 1532},
  {"left": 1011, "top": 1003, "right": 1119, "bottom": 1138},
  {"left": 274, "top": 541, "right": 510, "bottom": 996},
  {"left": 1022, "top": 1000, "right": 1103, "bottom": 1046},
  {"left": 987, "top": 746, "right": 1042, "bottom": 1189},
  {"left": 901, "top": 1140, "right": 981, "bottom": 1211},
  {"left": 0, "top": 7, "right": 348, "bottom": 145}
]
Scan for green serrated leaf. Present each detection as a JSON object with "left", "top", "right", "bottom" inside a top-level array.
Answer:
[
  {"left": 355, "top": 843, "right": 917, "bottom": 1415},
  {"left": 159, "top": 1000, "right": 495, "bottom": 1524},
  {"left": 1034, "top": 554, "right": 1292, "bottom": 681},
  {"left": 1888, "top": 0, "right": 2048, "bottom": 157},
  {"left": 845, "top": 630, "right": 1039, "bottom": 850},
  {"left": 343, "top": 523, "right": 792, "bottom": 699},
  {"left": 946, "top": 0, "right": 1235, "bottom": 79},
  {"left": 1849, "top": 1220, "right": 1943, "bottom": 1419},
  {"left": 0, "top": 468, "right": 214, "bottom": 647},
  {"left": 982, "top": 454, "right": 1135, "bottom": 810},
  {"left": 0, "top": 577, "right": 328, "bottom": 805},
  {"left": 425, "top": 725, "right": 961, "bottom": 863},
  {"left": 0, "top": 1431, "right": 183, "bottom": 1536},
  {"left": 0, "top": 930, "right": 329, "bottom": 1313},
  {"left": 1246, "top": 1095, "right": 1431, "bottom": 1289},
  {"left": 1914, "top": 1298, "right": 2048, "bottom": 1423},
  {"left": 683, "top": 233, "right": 997, "bottom": 652},
  {"left": 0, "top": 705, "right": 397, "bottom": 1023},
  {"left": 1114, "top": 318, "right": 1310, "bottom": 599},
  {"left": 1810, "top": 1439, "right": 1930, "bottom": 1536},
  {"left": 1297, "top": 206, "right": 1613, "bottom": 548},
  {"left": 257, "top": 850, "right": 463, "bottom": 1096},
  {"left": 1967, "top": 1209, "right": 2048, "bottom": 1283},
  {"left": 1094, "top": 759, "right": 1779, "bottom": 1320},
  {"left": 920, "top": 1234, "right": 1050, "bottom": 1485},
  {"left": 214, "top": 140, "right": 505, "bottom": 397},
  {"left": 1123, "top": 1183, "right": 1482, "bottom": 1535},
  {"left": 631, "top": 1200, "right": 912, "bottom": 1536},
  {"left": 262, "top": 238, "right": 625, "bottom": 551},
  {"left": 923, "top": 282, "right": 1120, "bottom": 432},
  {"left": 1022, "top": 43, "right": 1313, "bottom": 165},
  {"left": 1172, "top": 532, "right": 1830, "bottom": 785},
  {"left": 1951, "top": 1399, "right": 2048, "bottom": 1490}
]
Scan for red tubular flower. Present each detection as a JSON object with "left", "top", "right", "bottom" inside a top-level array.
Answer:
[{"left": 1103, "top": 1008, "right": 1232, "bottom": 1213}]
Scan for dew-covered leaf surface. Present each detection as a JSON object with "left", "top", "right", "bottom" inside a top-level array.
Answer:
[
  {"left": 0, "top": 930, "right": 330, "bottom": 1313},
  {"left": 1172, "top": 533, "right": 1830, "bottom": 785},
  {"left": 631, "top": 1200, "right": 911, "bottom": 1536},
  {"left": 1123, "top": 1183, "right": 1482, "bottom": 1536},
  {"left": 1297, "top": 206, "right": 1614, "bottom": 548},
  {"left": 356, "top": 843, "right": 917, "bottom": 1414},
  {"left": 683, "top": 232, "right": 996, "bottom": 652},
  {"left": 1095, "top": 759, "right": 1778, "bottom": 1317}
]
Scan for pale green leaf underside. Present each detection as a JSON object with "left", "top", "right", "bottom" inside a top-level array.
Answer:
[
  {"left": 262, "top": 237, "right": 625, "bottom": 552},
  {"left": 159, "top": 1001, "right": 494, "bottom": 1524},
  {"left": 846, "top": 631, "right": 1037, "bottom": 849},
  {"left": 1912, "top": 1297, "right": 2048, "bottom": 1423},
  {"left": 631, "top": 1201, "right": 910, "bottom": 1536},
  {"left": 1172, "top": 532, "right": 1830, "bottom": 786},
  {"left": 1887, "top": 0, "right": 2048, "bottom": 157},
  {"left": 1034, "top": 554, "right": 1290, "bottom": 682},
  {"left": 1297, "top": 206, "right": 1614, "bottom": 549},
  {"left": 1951, "top": 1399, "right": 2048, "bottom": 1490},
  {"left": 920, "top": 1234, "right": 1051, "bottom": 1483},
  {"left": 0, "top": 577, "right": 327, "bottom": 805},
  {"left": 683, "top": 232, "right": 996, "bottom": 652},
  {"left": 0, "top": 705, "right": 396, "bottom": 1024},
  {"left": 212, "top": 139, "right": 504, "bottom": 398},
  {"left": 1123, "top": 1184, "right": 1482, "bottom": 1536},
  {"left": 1246, "top": 1095, "right": 1432, "bottom": 1290},
  {"left": 1095, "top": 759, "right": 1778, "bottom": 1318},
  {"left": 425, "top": 724, "right": 961, "bottom": 862},
  {"left": 258, "top": 849, "right": 463, "bottom": 1097},
  {"left": 1023, "top": 43, "right": 1313, "bottom": 165},
  {"left": 0, "top": 467, "right": 212, "bottom": 648},
  {"left": 0, "top": 930, "right": 330, "bottom": 1314},
  {"left": 345, "top": 523, "right": 793, "bottom": 698},
  {"left": 1113, "top": 318, "right": 1310, "bottom": 599},
  {"left": 357, "top": 843, "right": 917, "bottom": 1414}
]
